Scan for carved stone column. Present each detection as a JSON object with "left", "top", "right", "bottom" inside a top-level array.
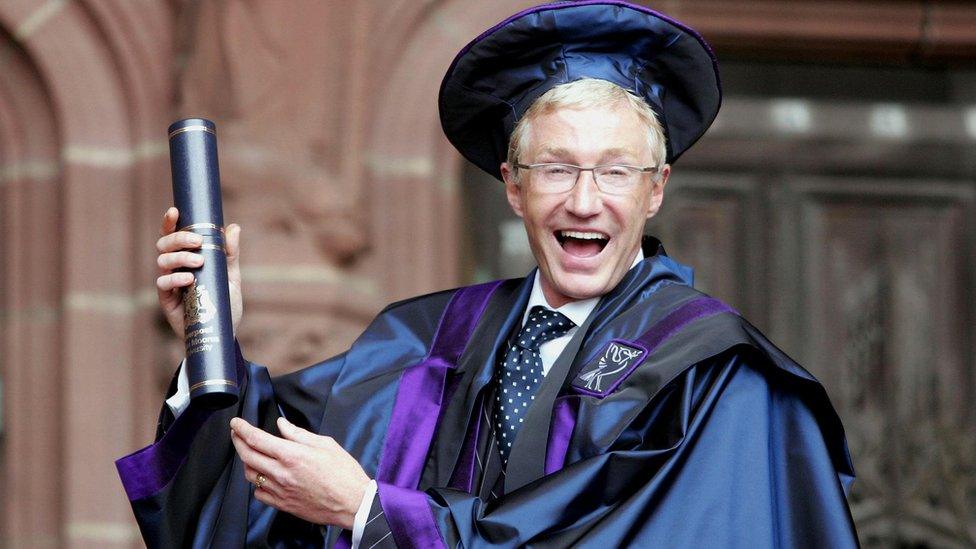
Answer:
[{"left": 0, "top": 1, "right": 174, "bottom": 546}]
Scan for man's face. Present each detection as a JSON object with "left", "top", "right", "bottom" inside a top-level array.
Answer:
[{"left": 501, "top": 103, "right": 670, "bottom": 308}]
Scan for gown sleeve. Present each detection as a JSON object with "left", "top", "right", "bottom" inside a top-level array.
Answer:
[
  {"left": 115, "top": 343, "right": 347, "bottom": 548},
  {"left": 370, "top": 350, "right": 858, "bottom": 548}
]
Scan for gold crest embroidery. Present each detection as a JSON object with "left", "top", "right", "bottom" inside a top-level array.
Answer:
[{"left": 183, "top": 282, "right": 217, "bottom": 327}]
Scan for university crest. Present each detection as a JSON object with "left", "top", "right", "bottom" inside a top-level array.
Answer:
[
  {"left": 573, "top": 341, "right": 646, "bottom": 396},
  {"left": 183, "top": 282, "right": 217, "bottom": 327}
]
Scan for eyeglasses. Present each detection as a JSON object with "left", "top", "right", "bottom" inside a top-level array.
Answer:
[{"left": 513, "top": 162, "right": 659, "bottom": 194}]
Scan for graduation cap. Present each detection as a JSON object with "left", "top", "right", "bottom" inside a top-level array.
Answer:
[{"left": 439, "top": 0, "right": 722, "bottom": 181}]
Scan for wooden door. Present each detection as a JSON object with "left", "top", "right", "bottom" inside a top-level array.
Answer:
[{"left": 650, "top": 170, "right": 976, "bottom": 547}]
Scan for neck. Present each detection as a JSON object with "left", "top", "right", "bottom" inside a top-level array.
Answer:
[{"left": 540, "top": 280, "right": 574, "bottom": 309}]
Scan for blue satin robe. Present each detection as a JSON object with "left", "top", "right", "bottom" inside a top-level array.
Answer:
[{"left": 117, "top": 245, "right": 857, "bottom": 548}]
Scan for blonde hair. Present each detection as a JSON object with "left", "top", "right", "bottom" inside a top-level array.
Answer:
[{"left": 507, "top": 79, "right": 667, "bottom": 182}]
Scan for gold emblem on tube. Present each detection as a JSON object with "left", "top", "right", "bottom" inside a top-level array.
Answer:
[{"left": 184, "top": 282, "right": 217, "bottom": 327}]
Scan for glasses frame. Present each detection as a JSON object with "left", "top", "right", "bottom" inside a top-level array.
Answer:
[{"left": 513, "top": 162, "right": 659, "bottom": 194}]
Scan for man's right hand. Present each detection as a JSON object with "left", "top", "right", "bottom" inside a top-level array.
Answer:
[{"left": 155, "top": 207, "right": 243, "bottom": 340}]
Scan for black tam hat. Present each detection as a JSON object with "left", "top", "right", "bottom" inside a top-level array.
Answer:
[{"left": 439, "top": 0, "right": 722, "bottom": 181}]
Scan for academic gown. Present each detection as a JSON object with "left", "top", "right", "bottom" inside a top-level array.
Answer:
[{"left": 117, "top": 240, "right": 858, "bottom": 548}]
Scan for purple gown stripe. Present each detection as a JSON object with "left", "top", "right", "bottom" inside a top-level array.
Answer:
[
  {"left": 376, "top": 359, "right": 451, "bottom": 487},
  {"left": 428, "top": 281, "right": 504, "bottom": 365},
  {"left": 377, "top": 482, "right": 447, "bottom": 549},
  {"left": 375, "top": 281, "right": 501, "bottom": 487},
  {"left": 545, "top": 398, "right": 579, "bottom": 475},
  {"left": 115, "top": 406, "right": 214, "bottom": 501},
  {"left": 116, "top": 345, "right": 248, "bottom": 501},
  {"left": 634, "top": 297, "right": 735, "bottom": 352},
  {"left": 373, "top": 282, "right": 500, "bottom": 546},
  {"left": 545, "top": 296, "right": 735, "bottom": 474}
]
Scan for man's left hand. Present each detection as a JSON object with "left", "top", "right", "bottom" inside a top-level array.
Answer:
[{"left": 230, "top": 416, "right": 370, "bottom": 529}]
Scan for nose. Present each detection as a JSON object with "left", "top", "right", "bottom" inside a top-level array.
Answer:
[{"left": 564, "top": 169, "right": 603, "bottom": 217}]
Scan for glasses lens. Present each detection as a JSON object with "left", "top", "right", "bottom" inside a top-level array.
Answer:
[
  {"left": 594, "top": 165, "right": 640, "bottom": 192},
  {"left": 522, "top": 163, "right": 648, "bottom": 193},
  {"left": 535, "top": 164, "right": 579, "bottom": 192}
]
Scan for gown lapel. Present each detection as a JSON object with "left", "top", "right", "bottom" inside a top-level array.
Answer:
[{"left": 424, "top": 277, "right": 532, "bottom": 488}]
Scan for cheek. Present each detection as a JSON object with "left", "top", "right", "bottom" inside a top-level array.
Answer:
[
  {"left": 523, "top": 195, "right": 561, "bottom": 226},
  {"left": 608, "top": 196, "right": 647, "bottom": 227}
]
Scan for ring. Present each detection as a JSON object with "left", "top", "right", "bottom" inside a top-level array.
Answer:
[{"left": 255, "top": 473, "right": 268, "bottom": 489}]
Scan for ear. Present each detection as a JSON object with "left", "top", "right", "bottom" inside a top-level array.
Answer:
[
  {"left": 501, "top": 162, "right": 525, "bottom": 218},
  {"left": 645, "top": 164, "right": 670, "bottom": 219}
]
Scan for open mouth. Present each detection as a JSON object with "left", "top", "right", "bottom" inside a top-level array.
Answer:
[{"left": 555, "top": 230, "right": 609, "bottom": 258}]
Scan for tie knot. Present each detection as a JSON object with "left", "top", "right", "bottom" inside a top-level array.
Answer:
[{"left": 515, "top": 305, "right": 575, "bottom": 350}]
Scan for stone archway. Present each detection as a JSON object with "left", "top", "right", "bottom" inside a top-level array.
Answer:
[
  {"left": 363, "top": 0, "right": 538, "bottom": 301},
  {"left": 0, "top": 22, "right": 64, "bottom": 548},
  {"left": 0, "top": 2, "right": 173, "bottom": 546}
]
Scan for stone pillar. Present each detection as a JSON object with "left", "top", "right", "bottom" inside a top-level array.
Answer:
[{"left": 0, "top": 1, "right": 174, "bottom": 546}]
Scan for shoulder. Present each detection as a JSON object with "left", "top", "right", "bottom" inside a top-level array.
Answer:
[
  {"left": 622, "top": 283, "right": 848, "bottom": 440},
  {"left": 695, "top": 346, "right": 855, "bottom": 488},
  {"left": 378, "top": 287, "right": 457, "bottom": 316},
  {"left": 673, "top": 301, "right": 855, "bottom": 485},
  {"left": 635, "top": 284, "right": 829, "bottom": 398},
  {"left": 374, "top": 278, "right": 517, "bottom": 331},
  {"left": 351, "top": 278, "right": 521, "bottom": 357}
]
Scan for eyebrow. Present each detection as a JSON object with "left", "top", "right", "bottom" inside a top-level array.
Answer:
[{"left": 535, "top": 146, "right": 640, "bottom": 163}]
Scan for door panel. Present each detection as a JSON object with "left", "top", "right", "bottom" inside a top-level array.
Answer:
[{"left": 655, "top": 172, "right": 976, "bottom": 546}]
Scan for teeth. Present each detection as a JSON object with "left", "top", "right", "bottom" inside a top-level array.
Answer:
[{"left": 560, "top": 230, "right": 607, "bottom": 240}]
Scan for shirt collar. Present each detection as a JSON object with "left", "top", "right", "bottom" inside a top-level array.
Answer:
[{"left": 522, "top": 247, "right": 644, "bottom": 327}]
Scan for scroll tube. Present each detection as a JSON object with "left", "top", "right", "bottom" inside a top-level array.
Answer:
[{"left": 168, "top": 118, "right": 239, "bottom": 409}]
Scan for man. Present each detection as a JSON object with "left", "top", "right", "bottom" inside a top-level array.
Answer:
[{"left": 118, "top": 2, "right": 858, "bottom": 547}]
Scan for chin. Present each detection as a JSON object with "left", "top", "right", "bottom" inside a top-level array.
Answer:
[{"left": 550, "top": 272, "right": 613, "bottom": 302}]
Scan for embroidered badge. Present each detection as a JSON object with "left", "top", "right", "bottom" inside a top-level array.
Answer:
[
  {"left": 573, "top": 341, "right": 646, "bottom": 396},
  {"left": 183, "top": 282, "right": 216, "bottom": 327}
]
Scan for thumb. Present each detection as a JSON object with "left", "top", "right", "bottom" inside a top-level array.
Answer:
[
  {"left": 225, "top": 223, "right": 241, "bottom": 264},
  {"left": 277, "top": 416, "right": 331, "bottom": 449}
]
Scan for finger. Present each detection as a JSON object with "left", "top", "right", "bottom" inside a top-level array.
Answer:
[
  {"left": 253, "top": 485, "right": 285, "bottom": 512},
  {"left": 230, "top": 418, "right": 294, "bottom": 459},
  {"left": 244, "top": 465, "right": 284, "bottom": 498},
  {"left": 244, "top": 464, "right": 272, "bottom": 486},
  {"left": 225, "top": 223, "right": 241, "bottom": 262},
  {"left": 231, "top": 429, "right": 283, "bottom": 476},
  {"left": 160, "top": 207, "right": 179, "bottom": 237},
  {"left": 156, "top": 251, "right": 204, "bottom": 272},
  {"left": 156, "top": 272, "right": 195, "bottom": 293},
  {"left": 156, "top": 231, "right": 203, "bottom": 253},
  {"left": 277, "top": 416, "right": 332, "bottom": 450}
]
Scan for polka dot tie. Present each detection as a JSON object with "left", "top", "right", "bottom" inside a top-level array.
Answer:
[{"left": 493, "top": 305, "right": 575, "bottom": 465}]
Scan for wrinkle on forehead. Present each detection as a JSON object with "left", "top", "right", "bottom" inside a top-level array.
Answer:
[{"left": 525, "top": 106, "right": 653, "bottom": 165}]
